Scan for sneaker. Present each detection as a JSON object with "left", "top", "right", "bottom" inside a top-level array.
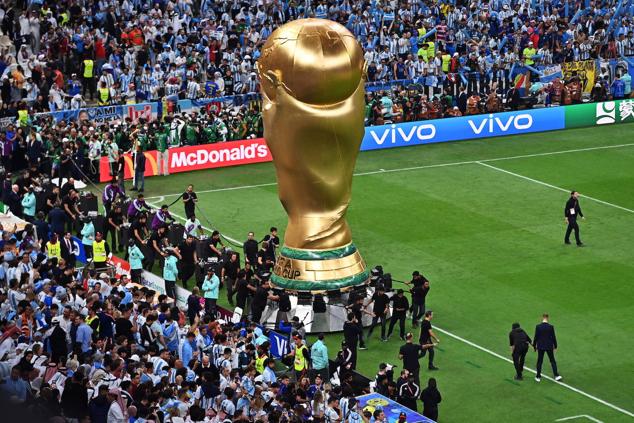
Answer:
[
  {"left": 577, "top": 242, "right": 584, "bottom": 247},
  {"left": 359, "top": 345, "right": 367, "bottom": 350},
  {"left": 564, "top": 241, "right": 571, "bottom": 245},
  {"left": 130, "top": 187, "right": 137, "bottom": 191},
  {"left": 535, "top": 376, "right": 541, "bottom": 382},
  {"left": 400, "top": 336, "right": 406, "bottom": 341},
  {"left": 381, "top": 337, "right": 388, "bottom": 342},
  {"left": 555, "top": 375, "right": 563, "bottom": 381},
  {"left": 514, "top": 375, "right": 523, "bottom": 380},
  {"left": 428, "top": 366, "right": 439, "bottom": 371}
]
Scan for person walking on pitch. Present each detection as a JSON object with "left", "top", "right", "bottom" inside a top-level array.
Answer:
[
  {"left": 533, "top": 313, "right": 562, "bottom": 382},
  {"left": 564, "top": 191, "right": 584, "bottom": 246},
  {"left": 509, "top": 322, "right": 531, "bottom": 380}
]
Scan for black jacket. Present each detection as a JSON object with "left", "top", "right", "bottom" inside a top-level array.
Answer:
[
  {"left": 509, "top": 328, "right": 532, "bottom": 352},
  {"left": 565, "top": 197, "right": 583, "bottom": 220},
  {"left": 533, "top": 322, "right": 558, "bottom": 350}
]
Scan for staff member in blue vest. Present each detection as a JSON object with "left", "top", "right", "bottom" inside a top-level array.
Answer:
[{"left": 163, "top": 247, "right": 181, "bottom": 300}]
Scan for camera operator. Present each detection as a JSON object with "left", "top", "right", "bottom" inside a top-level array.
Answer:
[
  {"left": 127, "top": 194, "right": 152, "bottom": 221},
  {"left": 256, "top": 241, "right": 273, "bottom": 272},
  {"left": 183, "top": 214, "right": 204, "bottom": 239},
  {"left": 129, "top": 213, "right": 149, "bottom": 253},
  {"left": 178, "top": 234, "right": 198, "bottom": 289},
  {"left": 151, "top": 204, "right": 175, "bottom": 231},
  {"left": 146, "top": 224, "right": 169, "bottom": 271},
  {"left": 44, "top": 185, "right": 61, "bottom": 214},
  {"left": 249, "top": 278, "right": 279, "bottom": 324},
  {"left": 209, "top": 230, "right": 224, "bottom": 259},
  {"left": 222, "top": 251, "right": 240, "bottom": 306},
  {"left": 102, "top": 179, "right": 124, "bottom": 215}
]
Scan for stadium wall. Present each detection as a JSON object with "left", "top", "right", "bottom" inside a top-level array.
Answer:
[{"left": 98, "top": 99, "right": 634, "bottom": 182}]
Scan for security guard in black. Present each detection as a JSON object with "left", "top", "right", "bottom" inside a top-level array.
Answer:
[{"left": 564, "top": 191, "right": 584, "bottom": 246}]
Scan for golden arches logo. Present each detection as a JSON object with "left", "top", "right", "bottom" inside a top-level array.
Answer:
[{"left": 123, "top": 153, "right": 158, "bottom": 177}]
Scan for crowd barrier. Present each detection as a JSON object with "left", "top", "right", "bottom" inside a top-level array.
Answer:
[{"left": 99, "top": 99, "right": 634, "bottom": 181}]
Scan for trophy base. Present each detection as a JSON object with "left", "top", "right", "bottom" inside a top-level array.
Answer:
[
  {"left": 271, "top": 243, "right": 370, "bottom": 291},
  {"left": 258, "top": 285, "right": 385, "bottom": 333}
]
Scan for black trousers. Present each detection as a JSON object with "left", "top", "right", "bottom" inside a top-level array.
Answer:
[
  {"left": 536, "top": 349, "right": 559, "bottom": 377},
  {"left": 412, "top": 301, "right": 425, "bottom": 325},
  {"left": 180, "top": 263, "right": 196, "bottom": 289},
  {"left": 421, "top": 346, "right": 435, "bottom": 368},
  {"left": 387, "top": 313, "right": 406, "bottom": 338},
  {"left": 367, "top": 314, "right": 387, "bottom": 339},
  {"left": 512, "top": 348, "right": 528, "bottom": 377},
  {"left": 165, "top": 280, "right": 176, "bottom": 300},
  {"left": 225, "top": 277, "right": 236, "bottom": 304},
  {"left": 205, "top": 298, "right": 217, "bottom": 318},
  {"left": 565, "top": 219, "right": 581, "bottom": 244}
]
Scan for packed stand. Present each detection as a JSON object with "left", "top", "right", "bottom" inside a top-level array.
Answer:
[
  {"left": 0, "top": 173, "right": 446, "bottom": 422},
  {"left": 0, "top": 0, "right": 631, "bottom": 116}
]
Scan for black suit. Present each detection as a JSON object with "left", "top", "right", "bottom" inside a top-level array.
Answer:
[
  {"left": 564, "top": 196, "right": 583, "bottom": 244},
  {"left": 509, "top": 328, "right": 532, "bottom": 378},
  {"left": 61, "top": 237, "right": 77, "bottom": 268},
  {"left": 533, "top": 322, "right": 560, "bottom": 378}
]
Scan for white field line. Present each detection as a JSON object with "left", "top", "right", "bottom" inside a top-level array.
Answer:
[
  {"left": 146, "top": 142, "right": 634, "bottom": 199},
  {"left": 147, "top": 141, "right": 634, "bottom": 417},
  {"left": 477, "top": 162, "right": 634, "bottom": 214},
  {"left": 434, "top": 327, "right": 634, "bottom": 418},
  {"left": 555, "top": 415, "right": 604, "bottom": 423}
]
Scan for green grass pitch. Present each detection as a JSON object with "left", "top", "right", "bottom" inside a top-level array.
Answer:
[{"left": 135, "top": 123, "right": 634, "bottom": 422}]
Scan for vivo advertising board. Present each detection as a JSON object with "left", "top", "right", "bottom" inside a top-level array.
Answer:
[{"left": 360, "top": 108, "right": 566, "bottom": 151}]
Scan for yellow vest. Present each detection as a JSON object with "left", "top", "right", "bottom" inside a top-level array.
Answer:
[
  {"left": 523, "top": 47, "right": 536, "bottom": 65},
  {"left": 17, "top": 109, "right": 28, "bottom": 127},
  {"left": 442, "top": 54, "right": 451, "bottom": 73},
  {"left": 46, "top": 241, "right": 61, "bottom": 260},
  {"left": 294, "top": 344, "right": 308, "bottom": 371},
  {"left": 255, "top": 354, "right": 268, "bottom": 374},
  {"left": 93, "top": 240, "right": 107, "bottom": 263},
  {"left": 98, "top": 87, "right": 110, "bottom": 105},
  {"left": 83, "top": 59, "right": 94, "bottom": 78},
  {"left": 86, "top": 315, "right": 99, "bottom": 334}
]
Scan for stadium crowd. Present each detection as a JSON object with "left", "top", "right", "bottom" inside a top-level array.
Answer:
[
  {"left": 0, "top": 0, "right": 632, "bottom": 111},
  {"left": 0, "top": 0, "right": 631, "bottom": 178},
  {"left": 0, "top": 0, "right": 632, "bottom": 420},
  {"left": 0, "top": 179, "right": 445, "bottom": 422}
]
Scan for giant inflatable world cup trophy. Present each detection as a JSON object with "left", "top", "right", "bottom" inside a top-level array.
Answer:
[{"left": 257, "top": 19, "right": 370, "bottom": 299}]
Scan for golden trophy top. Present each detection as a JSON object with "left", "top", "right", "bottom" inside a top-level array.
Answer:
[{"left": 257, "top": 18, "right": 364, "bottom": 105}]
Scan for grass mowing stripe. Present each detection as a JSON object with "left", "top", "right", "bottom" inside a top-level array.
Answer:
[
  {"left": 434, "top": 326, "right": 634, "bottom": 418},
  {"left": 476, "top": 161, "right": 634, "bottom": 214},
  {"left": 145, "top": 142, "right": 634, "bottom": 199}
]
